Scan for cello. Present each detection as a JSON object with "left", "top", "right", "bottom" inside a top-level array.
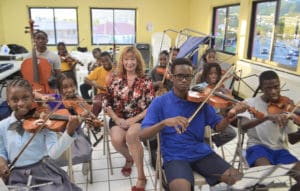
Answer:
[{"left": 21, "top": 20, "right": 54, "bottom": 94}]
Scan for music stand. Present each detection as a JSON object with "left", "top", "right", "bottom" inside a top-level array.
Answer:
[
  {"left": 5, "top": 175, "right": 53, "bottom": 191},
  {"left": 231, "top": 164, "right": 295, "bottom": 190}
]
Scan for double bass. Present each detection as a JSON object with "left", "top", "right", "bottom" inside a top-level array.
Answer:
[{"left": 21, "top": 20, "right": 54, "bottom": 94}]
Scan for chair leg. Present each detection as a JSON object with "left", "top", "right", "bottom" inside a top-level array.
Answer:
[
  {"left": 88, "top": 159, "right": 93, "bottom": 184},
  {"left": 103, "top": 111, "right": 114, "bottom": 175},
  {"left": 231, "top": 119, "right": 249, "bottom": 172},
  {"left": 154, "top": 134, "right": 163, "bottom": 191},
  {"left": 221, "top": 146, "right": 226, "bottom": 160},
  {"left": 67, "top": 146, "right": 75, "bottom": 183}
]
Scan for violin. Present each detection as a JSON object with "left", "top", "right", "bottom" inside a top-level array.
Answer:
[
  {"left": 156, "top": 66, "right": 171, "bottom": 79},
  {"left": 62, "top": 95, "right": 104, "bottom": 128},
  {"left": 60, "top": 54, "right": 84, "bottom": 67},
  {"left": 188, "top": 83, "right": 265, "bottom": 120},
  {"left": 187, "top": 83, "right": 234, "bottom": 108},
  {"left": 62, "top": 96, "right": 92, "bottom": 115},
  {"left": 156, "top": 66, "right": 167, "bottom": 75},
  {"left": 21, "top": 20, "right": 54, "bottom": 94},
  {"left": 267, "top": 96, "right": 300, "bottom": 124},
  {"left": 23, "top": 108, "right": 102, "bottom": 133}
]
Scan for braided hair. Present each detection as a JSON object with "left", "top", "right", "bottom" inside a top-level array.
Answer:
[{"left": 7, "top": 78, "right": 33, "bottom": 97}]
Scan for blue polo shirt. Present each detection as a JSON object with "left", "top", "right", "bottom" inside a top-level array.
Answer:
[{"left": 141, "top": 90, "right": 222, "bottom": 162}]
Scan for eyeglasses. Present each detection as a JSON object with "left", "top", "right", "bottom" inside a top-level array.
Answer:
[{"left": 173, "top": 73, "right": 194, "bottom": 81}]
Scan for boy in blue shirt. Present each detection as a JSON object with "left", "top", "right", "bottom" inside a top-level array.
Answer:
[{"left": 140, "top": 58, "right": 247, "bottom": 191}]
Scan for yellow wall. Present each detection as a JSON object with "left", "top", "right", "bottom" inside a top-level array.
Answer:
[
  {"left": 0, "top": 0, "right": 191, "bottom": 51},
  {"left": 0, "top": 1, "right": 4, "bottom": 43},
  {"left": 1, "top": 0, "right": 298, "bottom": 74}
]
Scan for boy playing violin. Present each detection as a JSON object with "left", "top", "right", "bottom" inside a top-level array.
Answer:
[
  {"left": 84, "top": 51, "right": 114, "bottom": 117},
  {"left": 0, "top": 78, "right": 81, "bottom": 190},
  {"left": 239, "top": 70, "right": 300, "bottom": 190},
  {"left": 140, "top": 58, "right": 248, "bottom": 191}
]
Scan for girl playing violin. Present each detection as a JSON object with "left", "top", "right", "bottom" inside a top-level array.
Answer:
[
  {"left": 47, "top": 74, "right": 93, "bottom": 173},
  {"left": 239, "top": 70, "right": 300, "bottom": 191},
  {"left": 200, "top": 62, "right": 232, "bottom": 96},
  {"left": 0, "top": 78, "right": 81, "bottom": 190},
  {"left": 194, "top": 48, "right": 235, "bottom": 89},
  {"left": 57, "top": 42, "right": 83, "bottom": 87},
  {"left": 199, "top": 62, "right": 236, "bottom": 147},
  {"left": 149, "top": 50, "right": 173, "bottom": 93}
]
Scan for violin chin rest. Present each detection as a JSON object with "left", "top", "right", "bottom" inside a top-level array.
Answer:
[{"left": 191, "top": 82, "right": 208, "bottom": 92}]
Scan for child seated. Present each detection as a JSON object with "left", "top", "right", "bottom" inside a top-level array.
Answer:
[
  {"left": 198, "top": 62, "right": 236, "bottom": 147},
  {"left": 0, "top": 78, "right": 81, "bottom": 190}
]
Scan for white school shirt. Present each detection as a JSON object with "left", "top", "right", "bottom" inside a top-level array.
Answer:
[
  {"left": 238, "top": 96, "right": 298, "bottom": 150},
  {"left": 0, "top": 112, "right": 76, "bottom": 167}
]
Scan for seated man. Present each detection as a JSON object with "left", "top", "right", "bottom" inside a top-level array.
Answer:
[
  {"left": 140, "top": 58, "right": 248, "bottom": 191},
  {"left": 239, "top": 70, "right": 300, "bottom": 191}
]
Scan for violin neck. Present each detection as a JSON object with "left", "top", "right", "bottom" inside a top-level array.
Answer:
[
  {"left": 49, "top": 114, "right": 69, "bottom": 121},
  {"left": 213, "top": 92, "right": 238, "bottom": 103},
  {"left": 49, "top": 114, "right": 88, "bottom": 123}
]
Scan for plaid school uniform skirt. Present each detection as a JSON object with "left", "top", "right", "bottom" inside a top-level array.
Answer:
[{"left": 8, "top": 158, "right": 81, "bottom": 191}]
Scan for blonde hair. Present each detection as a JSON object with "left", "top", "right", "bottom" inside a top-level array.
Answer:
[{"left": 116, "top": 46, "right": 145, "bottom": 77}]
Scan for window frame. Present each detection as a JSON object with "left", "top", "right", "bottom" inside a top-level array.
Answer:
[
  {"left": 28, "top": 7, "right": 79, "bottom": 46},
  {"left": 212, "top": 3, "right": 240, "bottom": 55},
  {"left": 248, "top": 0, "right": 300, "bottom": 71},
  {"left": 90, "top": 8, "right": 137, "bottom": 45}
]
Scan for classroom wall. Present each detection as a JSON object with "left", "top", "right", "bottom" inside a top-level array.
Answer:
[
  {"left": 0, "top": 1, "right": 4, "bottom": 44},
  {"left": 0, "top": 0, "right": 191, "bottom": 52},
  {"left": 189, "top": 0, "right": 242, "bottom": 65}
]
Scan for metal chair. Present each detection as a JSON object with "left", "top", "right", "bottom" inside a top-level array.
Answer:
[
  {"left": 231, "top": 117, "right": 294, "bottom": 190},
  {"left": 101, "top": 108, "right": 117, "bottom": 175},
  {"left": 154, "top": 133, "right": 208, "bottom": 191}
]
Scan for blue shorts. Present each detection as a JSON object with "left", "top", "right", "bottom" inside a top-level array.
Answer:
[
  {"left": 163, "top": 152, "right": 231, "bottom": 186},
  {"left": 246, "top": 145, "right": 298, "bottom": 167}
]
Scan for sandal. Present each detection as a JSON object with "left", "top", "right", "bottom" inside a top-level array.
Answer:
[
  {"left": 121, "top": 159, "right": 133, "bottom": 177},
  {"left": 131, "top": 177, "right": 147, "bottom": 191}
]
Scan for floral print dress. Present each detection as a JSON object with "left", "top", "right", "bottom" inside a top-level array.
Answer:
[{"left": 106, "top": 74, "right": 155, "bottom": 119}]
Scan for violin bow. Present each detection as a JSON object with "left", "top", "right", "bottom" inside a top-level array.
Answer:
[
  {"left": 188, "top": 65, "right": 234, "bottom": 123},
  {"left": 8, "top": 102, "right": 63, "bottom": 171}
]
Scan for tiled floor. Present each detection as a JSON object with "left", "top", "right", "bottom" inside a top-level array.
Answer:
[{"left": 69, "top": 126, "right": 300, "bottom": 191}]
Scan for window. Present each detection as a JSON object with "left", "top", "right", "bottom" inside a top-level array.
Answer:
[
  {"left": 29, "top": 8, "right": 79, "bottom": 45},
  {"left": 249, "top": 0, "right": 300, "bottom": 71},
  {"left": 91, "top": 8, "right": 136, "bottom": 45},
  {"left": 212, "top": 4, "right": 240, "bottom": 54}
]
